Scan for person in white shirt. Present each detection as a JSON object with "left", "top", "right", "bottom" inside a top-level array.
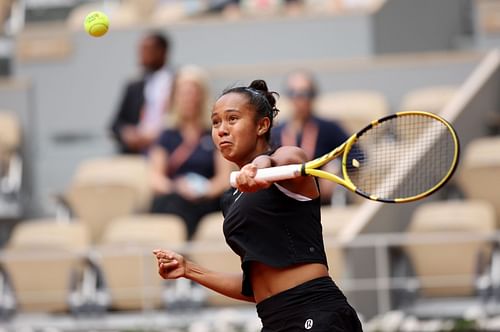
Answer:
[{"left": 110, "top": 32, "right": 174, "bottom": 154}]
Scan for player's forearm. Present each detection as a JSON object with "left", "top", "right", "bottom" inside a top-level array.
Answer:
[
  {"left": 252, "top": 155, "right": 273, "bottom": 168},
  {"left": 253, "top": 146, "right": 307, "bottom": 168},
  {"left": 184, "top": 260, "right": 255, "bottom": 303}
]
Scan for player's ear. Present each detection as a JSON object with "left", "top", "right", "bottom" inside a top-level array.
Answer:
[{"left": 257, "top": 117, "right": 271, "bottom": 136}]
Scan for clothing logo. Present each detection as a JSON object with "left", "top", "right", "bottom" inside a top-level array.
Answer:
[
  {"left": 305, "top": 319, "right": 314, "bottom": 330},
  {"left": 233, "top": 190, "right": 243, "bottom": 202}
]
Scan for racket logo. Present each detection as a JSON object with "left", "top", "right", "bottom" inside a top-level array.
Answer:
[{"left": 305, "top": 318, "right": 314, "bottom": 329}]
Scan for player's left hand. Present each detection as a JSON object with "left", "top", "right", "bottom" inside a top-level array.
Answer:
[{"left": 153, "top": 248, "right": 186, "bottom": 279}]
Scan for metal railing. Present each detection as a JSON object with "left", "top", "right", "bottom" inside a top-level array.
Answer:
[{"left": 1, "top": 230, "right": 500, "bottom": 327}]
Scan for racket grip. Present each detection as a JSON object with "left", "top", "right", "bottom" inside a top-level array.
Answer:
[{"left": 230, "top": 164, "right": 303, "bottom": 187}]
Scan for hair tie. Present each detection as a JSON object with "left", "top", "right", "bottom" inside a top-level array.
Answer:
[{"left": 245, "top": 87, "right": 262, "bottom": 96}]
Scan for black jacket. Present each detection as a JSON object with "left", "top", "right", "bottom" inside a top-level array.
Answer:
[{"left": 110, "top": 79, "right": 145, "bottom": 154}]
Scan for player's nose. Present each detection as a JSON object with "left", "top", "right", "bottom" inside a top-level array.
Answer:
[{"left": 217, "top": 121, "right": 229, "bottom": 137}]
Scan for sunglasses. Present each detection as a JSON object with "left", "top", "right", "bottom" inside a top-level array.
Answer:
[{"left": 286, "top": 89, "right": 315, "bottom": 99}]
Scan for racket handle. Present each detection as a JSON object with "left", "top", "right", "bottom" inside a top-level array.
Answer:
[{"left": 230, "top": 164, "right": 303, "bottom": 187}]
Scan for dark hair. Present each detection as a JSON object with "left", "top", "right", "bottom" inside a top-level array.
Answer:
[
  {"left": 147, "top": 31, "right": 170, "bottom": 52},
  {"left": 222, "top": 79, "right": 280, "bottom": 141}
]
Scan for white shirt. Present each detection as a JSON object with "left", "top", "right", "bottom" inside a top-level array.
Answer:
[{"left": 139, "top": 67, "right": 174, "bottom": 135}]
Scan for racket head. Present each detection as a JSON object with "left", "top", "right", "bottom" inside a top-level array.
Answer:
[{"left": 342, "top": 111, "right": 460, "bottom": 203}]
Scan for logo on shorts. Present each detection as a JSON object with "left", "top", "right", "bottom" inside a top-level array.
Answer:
[{"left": 305, "top": 318, "right": 314, "bottom": 330}]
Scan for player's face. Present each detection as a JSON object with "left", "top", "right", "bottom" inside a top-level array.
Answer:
[{"left": 211, "top": 93, "right": 263, "bottom": 167}]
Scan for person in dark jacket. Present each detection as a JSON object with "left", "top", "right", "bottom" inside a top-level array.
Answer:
[{"left": 110, "top": 32, "right": 174, "bottom": 154}]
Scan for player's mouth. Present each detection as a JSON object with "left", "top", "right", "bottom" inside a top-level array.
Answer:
[{"left": 219, "top": 141, "right": 232, "bottom": 148}]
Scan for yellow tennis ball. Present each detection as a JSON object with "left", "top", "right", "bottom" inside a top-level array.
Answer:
[{"left": 84, "top": 11, "right": 109, "bottom": 37}]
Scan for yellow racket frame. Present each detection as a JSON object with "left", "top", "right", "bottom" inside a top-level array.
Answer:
[{"left": 302, "top": 111, "right": 460, "bottom": 203}]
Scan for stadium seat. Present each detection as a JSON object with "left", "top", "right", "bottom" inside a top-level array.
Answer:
[
  {"left": 314, "top": 90, "right": 389, "bottom": 134},
  {"left": 62, "top": 156, "right": 152, "bottom": 243},
  {"left": 400, "top": 85, "right": 458, "bottom": 115},
  {"left": 321, "top": 205, "right": 360, "bottom": 284},
  {"left": 398, "top": 200, "right": 496, "bottom": 316},
  {"left": 95, "top": 214, "right": 186, "bottom": 311},
  {"left": 458, "top": 136, "right": 500, "bottom": 221},
  {"left": 189, "top": 211, "right": 245, "bottom": 307},
  {"left": 0, "top": 111, "right": 22, "bottom": 216},
  {"left": 15, "top": 24, "right": 72, "bottom": 63},
  {"left": 0, "top": 219, "right": 90, "bottom": 313}
]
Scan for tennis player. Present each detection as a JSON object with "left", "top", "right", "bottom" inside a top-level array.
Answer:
[{"left": 153, "top": 79, "right": 363, "bottom": 331}]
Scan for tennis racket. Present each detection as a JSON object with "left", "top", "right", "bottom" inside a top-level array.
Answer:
[{"left": 230, "top": 111, "right": 460, "bottom": 203}]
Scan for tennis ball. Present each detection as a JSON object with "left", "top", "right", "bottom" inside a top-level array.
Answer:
[{"left": 84, "top": 11, "right": 109, "bottom": 37}]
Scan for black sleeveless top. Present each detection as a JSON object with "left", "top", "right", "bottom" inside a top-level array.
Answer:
[{"left": 222, "top": 183, "right": 329, "bottom": 297}]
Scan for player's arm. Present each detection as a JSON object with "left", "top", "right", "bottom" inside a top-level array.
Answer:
[
  {"left": 153, "top": 249, "right": 255, "bottom": 303},
  {"left": 186, "top": 261, "right": 255, "bottom": 303},
  {"left": 235, "top": 146, "right": 318, "bottom": 198}
]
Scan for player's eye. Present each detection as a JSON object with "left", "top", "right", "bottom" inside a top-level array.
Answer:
[{"left": 212, "top": 118, "right": 221, "bottom": 127}]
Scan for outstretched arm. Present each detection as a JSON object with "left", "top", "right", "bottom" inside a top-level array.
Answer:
[{"left": 153, "top": 249, "right": 255, "bottom": 303}]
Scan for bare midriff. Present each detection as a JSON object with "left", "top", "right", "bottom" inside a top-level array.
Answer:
[{"left": 250, "top": 261, "right": 329, "bottom": 304}]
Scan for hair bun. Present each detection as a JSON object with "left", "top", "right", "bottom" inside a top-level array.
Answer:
[
  {"left": 248, "top": 79, "right": 278, "bottom": 112},
  {"left": 249, "top": 79, "right": 268, "bottom": 93}
]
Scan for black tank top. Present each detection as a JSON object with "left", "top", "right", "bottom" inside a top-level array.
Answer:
[{"left": 222, "top": 183, "right": 329, "bottom": 297}]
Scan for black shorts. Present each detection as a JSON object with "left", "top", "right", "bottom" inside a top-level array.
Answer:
[{"left": 256, "top": 276, "right": 363, "bottom": 332}]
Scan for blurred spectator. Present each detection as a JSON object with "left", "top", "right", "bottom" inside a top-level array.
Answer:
[
  {"left": 283, "top": 0, "right": 305, "bottom": 15},
  {"left": 110, "top": 32, "right": 174, "bottom": 154},
  {"left": 207, "top": 0, "right": 240, "bottom": 11},
  {"left": 206, "top": 0, "right": 241, "bottom": 18},
  {"left": 149, "top": 65, "right": 232, "bottom": 240},
  {"left": 271, "top": 69, "right": 349, "bottom": 204}
]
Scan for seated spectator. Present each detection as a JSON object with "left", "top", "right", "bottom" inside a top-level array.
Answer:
[
  {"left": 149, "top": 65, "right": 232, "bottom": 239},
  {"left": 110, "top": 32, "right": 174, "bottom": 154},
  {"left": 205, "top": 0, "right": 242, "bottom": 18},
  {"left": 271, "top": 69, "right": 349, "bottom": 204}
]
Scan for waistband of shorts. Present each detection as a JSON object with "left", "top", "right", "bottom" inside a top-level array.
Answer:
[{"left": 256, "top": 276, "right": 346, "bottom": 319}]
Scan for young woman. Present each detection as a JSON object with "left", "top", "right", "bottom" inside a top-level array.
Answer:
[{"left": 153, "top": 79, "right": 363, "bottom": 331}]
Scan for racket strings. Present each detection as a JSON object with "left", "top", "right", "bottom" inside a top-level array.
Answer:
[{"left": 346, "top": 114, "right": 457, "bottom": 200}]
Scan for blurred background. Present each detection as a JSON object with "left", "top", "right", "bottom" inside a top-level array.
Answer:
[{"left": 0, "top": 0, "right": 500, "bottom": 331}]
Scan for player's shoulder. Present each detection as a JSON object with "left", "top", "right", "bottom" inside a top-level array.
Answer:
[{"left": 272, "top": 146, "right": 309, "bottom": 164}]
